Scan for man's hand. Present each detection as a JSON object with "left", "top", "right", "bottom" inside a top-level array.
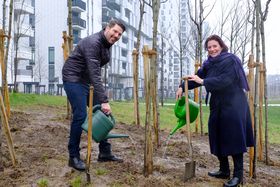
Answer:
[
  {"left": 101, "top": 103, "right": 111, "bottom": 115},
  {"left": 176, "top": 87, "right": 183, "bottom": 100}
]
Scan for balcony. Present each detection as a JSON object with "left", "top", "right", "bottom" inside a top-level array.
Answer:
[
  {"left": 17, "top": 49, "right": 32, "bottom": 60},
  {"left": 14, "top": 0, "right": 34, "bottom": 15},
  {"left": 121, "top": 15, "right": 129, "bottom": 24},
  {"left": 103, "top": 0, "right": 120, "bottom": 12},
  {"left": 15, "top": 23, "right": 34, "bottom": 37},
  {"left": 72, "top": 16, "right": 86, "bottom": 30},
  {"left": 109, "top": 10, "right": 120, "bottom": 18},
  {"left": 72, "top": 0, "right": 86, "bottom": 13}
]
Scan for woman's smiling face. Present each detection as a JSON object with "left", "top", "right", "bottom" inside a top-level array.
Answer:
[{"left": 207, "top": 40, "right": 223, "bottom": 57}]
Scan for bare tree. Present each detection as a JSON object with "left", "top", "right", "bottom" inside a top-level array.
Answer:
[
  {"left": 144, "top": 0, "right": 168, "bottom": 147},
  {"left": 13, "top": 0, "right": 33, "bottom": 92},
  {"left": 33, "top": 45, "right": 47, "bottom": 84},
  {"left": 158, "top": 31, "right": 171, "bottom": 106},
  {"left": 259, "top": 0, "right": 271, "bottom": 165},
  {"left": 187, "top": 0, "right": 215, "bottom": 135},
  {"left": 253, "top": 0, "right": 261, "bottom": 178},
  {"left": 133, "top": 0, "right": 146, "bottom": 127}
]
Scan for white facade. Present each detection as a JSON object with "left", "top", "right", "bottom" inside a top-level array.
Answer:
[
  {"left": 1, "top": 0, "right": 153, "bottom": 97},
  {"left": 102, "top": 0, "right": 153, "bottom": 100},
  {"left": 0, "top": 0, "right": 35, "bottom": 92}
]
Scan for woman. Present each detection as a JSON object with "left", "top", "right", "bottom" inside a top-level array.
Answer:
[{"left": 176, "top": 35, "right": 254, "bottom": 187}]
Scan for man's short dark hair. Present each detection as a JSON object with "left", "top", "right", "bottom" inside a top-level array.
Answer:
[{"left": 107, "top": 19, "right": 126, "bottom": 32}]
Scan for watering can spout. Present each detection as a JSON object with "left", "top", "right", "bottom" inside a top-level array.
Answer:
[
  {"left": 170, "top": 96, "right": 199, "bottom": 136},
  {"left": 170, "top": 119, "right": 186, "bottom": 135},
  {"left": 105, "top": 133, "right": 129, "bottom": 139}
]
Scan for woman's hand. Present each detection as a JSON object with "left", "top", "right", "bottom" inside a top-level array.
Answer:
[
  {"left": 176, "top": 87, "right": 183, "bottom": 100},
  {"left": 187, "top": 75, "right": 203, "bottom": 85},
  {"left": 101, "top": 103, "right": 111, "bottom": 115}
]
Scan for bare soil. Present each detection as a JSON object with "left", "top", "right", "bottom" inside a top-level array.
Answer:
[{"left": 0, "top": 105, "right": 279, "bottom": 187}]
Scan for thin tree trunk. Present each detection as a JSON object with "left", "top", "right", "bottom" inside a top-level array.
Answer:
[
  {"left": 68, "top": 0, "right": 73, "bottom": 52},
  {"left": 133, "top": 0, "right": 145, "bottom": 127},
  {"left": 4, "top": 0, "right": 13, "bottom": 89},
  {"left": 160, "top": 34, "right": 164, "bottom": 106},
  {"left": 151, "top": 0, "right": 160, "bottom": 147},
  {"left": 253, "top": 0, "right": 261, "bottom": 179},
  {"left": 248, "top": 1, "right": 256, "bottom": 178},
  {"left": 198, "top": 0, "right": 204, "bottom": 136},
  {"left": 259, "top": 0, "right": 271, "bottom": 165},
  {"left": 143, "top": 45, "right": 153, "bottom": 177}
]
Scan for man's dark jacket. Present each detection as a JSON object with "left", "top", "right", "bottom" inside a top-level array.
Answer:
[{"left": 62, "top": 30, "right": 112, "bottom": 103}]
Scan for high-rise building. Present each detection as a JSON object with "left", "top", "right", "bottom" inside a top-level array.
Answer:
[
  {"left": 0, "top": 0, "right": 35, "bottom": 93},
  {"left": 1, "top": 0, "right": 154, "bottom": 98},
  {"left": 158, "top": 0, "right": 192, "bottom": 98},
  {"left": 101, "top": 0, "right": 153, "bottom": 100}
]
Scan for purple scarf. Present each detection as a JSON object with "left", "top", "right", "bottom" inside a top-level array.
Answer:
[{"left": 203, "top": 52, "right": 250, "bottom": 91}]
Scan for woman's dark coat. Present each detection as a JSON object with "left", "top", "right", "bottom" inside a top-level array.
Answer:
[{"left": 181, "top": 53, "right": 254, "bottom": 156}]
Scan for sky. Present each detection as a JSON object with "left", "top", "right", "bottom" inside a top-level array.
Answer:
[
  {"left": 265, "top": 0, "right": 280, "bottom": 75},
  {"left": 205, "top": 0, "right": 279, "bottom": 75}
]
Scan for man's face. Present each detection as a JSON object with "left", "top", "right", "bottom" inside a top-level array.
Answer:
[{"left": 104, "top": 24, "right": 124, "bottom": 44}]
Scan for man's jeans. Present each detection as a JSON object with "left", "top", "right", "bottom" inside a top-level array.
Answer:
[{"left": 63, "top": 82, "right": 111, "bottom": 158}]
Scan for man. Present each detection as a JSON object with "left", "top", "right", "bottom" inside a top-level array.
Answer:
[{"left": 62, "top": 19, "right": 126, "bottom": 171}]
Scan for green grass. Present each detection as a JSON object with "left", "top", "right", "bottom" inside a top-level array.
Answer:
[
  {"left": 10, "top": 93, "right": 67, "bottom": 107},
  {"left": 9, "top": 93, "right": 280, "bottom": 144},
  {"left": 36, "top": 178, "right": 49, "bottom": 187}
]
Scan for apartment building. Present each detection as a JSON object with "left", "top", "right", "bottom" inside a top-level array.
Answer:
[
  {"left": 101, "top": 0, "right": 153, "bottom": 100},
  {"left": 158, "top": 0, "right": 192, "bottom": 98},
  {"left": 0, "top": 0, "right": 35, "bottom": 93},
  {"left": 1, "top": 0, "right": 155, "bottom": 99}
]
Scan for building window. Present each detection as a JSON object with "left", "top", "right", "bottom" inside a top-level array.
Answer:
[
  {"left": 49, "top": 84, "right": 55, "bottom": 95},
  {"left": 49, "top": 47, "right": 55, "bottom": 64},
  {"left": 48, "top": 47, "right": 55, "bottom": 81},
  {"left": 122, "top": 36, "right": 128, "bottom": 44},
  {"left": 125, "top": 8, "right": 130, "bottom": 19},
  {"left": 121, "top": 48, "right": 127, "bottom": 57},
  {"left": 122, "top": 62, "right": 126, "bottom": 69},
  {"left": 49, "top": 65, "right": 55, "bottom": 81}
]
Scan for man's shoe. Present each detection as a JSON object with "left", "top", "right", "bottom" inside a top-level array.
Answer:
[
  {"left": 223, "top": 177, "right": 243, "bottom": 187},
  {"left": 97, "top": 154, "right": 123, "bottom": 162},
  {"left": 68, "top": 157, "right": 86, "bottom": 171},
  {"left": 208, "top": 170, "right": 230, "bottom": 179}
]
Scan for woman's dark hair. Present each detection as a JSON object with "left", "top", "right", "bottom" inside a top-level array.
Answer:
[
  {"left": 107, "top": 19, "right": 126, "bottom": 32},
  {"left": 204, "top": 35, "right": 228, "bottom": 52}
]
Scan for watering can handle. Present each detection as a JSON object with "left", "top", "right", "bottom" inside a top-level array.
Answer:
[
  {"left": 92, "top": 104, "right": 116, "bottom": 124},
  {"left": 92, "top": 104, "right": 101, "bottom": 113}
]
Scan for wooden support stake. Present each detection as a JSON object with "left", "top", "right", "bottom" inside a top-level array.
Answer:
[
  {"left": 0, "top": 92, "right": 16, "bottom": 166},
  {"left": 142, "top": 45, "right": 153, "bottom": 177},
  {"left": 62, "top": 31, "right": 71, "bottom": 120},
  {"left": 183, "top": 78, "right": 193, "bottom": 156},
  {"left": 149, "top": 49, "right": 159, "bottom": 147},
  {"left": 247, "top": 54, "right": 255, "bottom": 178},
  {"left": 86, "top": 85, "right": 94, "bottom": 183},
  {"left": 0, "top": 29, "right": 10, "bottom": 119},
  {"left": 132, "top": 50, "right": 140, "bottom": 127},
  {"left": 194, "top": 61, "right": 200, "bottom": 133},
  {"left": 258, "top": 63, "right": 264, "bottom": 161}
]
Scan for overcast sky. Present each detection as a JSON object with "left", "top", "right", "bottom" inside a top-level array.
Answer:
[
  {"left": 205, "top": 0, "right": 278, "bottom": 75},
  {"left": 265, "top": 0, "right": 279, "bottom": 75}
]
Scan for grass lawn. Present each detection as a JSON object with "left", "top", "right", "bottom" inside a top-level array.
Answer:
[{"left": 9, "top": 93, "right": 280, "bottom": 144}]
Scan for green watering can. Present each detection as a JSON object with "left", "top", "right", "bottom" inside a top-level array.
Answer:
[
  {"left": 170, "top": 96, "right": 199, "bottom": 135},
  {"left": 82, "top": 105, "right": 129, "bottom": 143}
]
